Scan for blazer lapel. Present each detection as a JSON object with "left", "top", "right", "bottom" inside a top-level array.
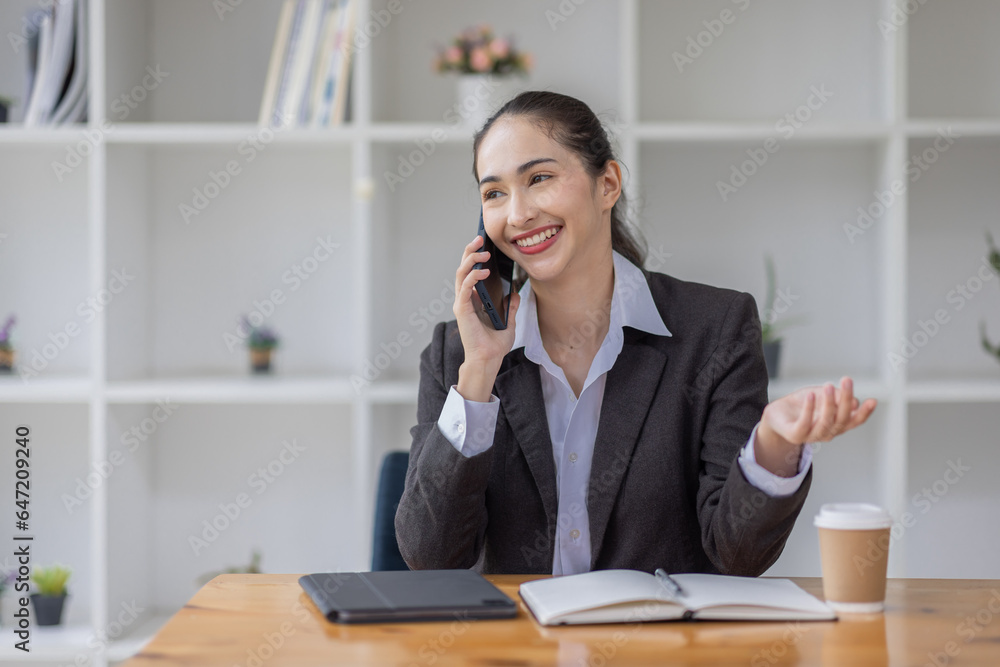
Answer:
[
  {"left": 588, "top": 334, "right": 667, "bottom": 569},
  {"left": 494, "top": 352, "right": 559, "bottom": 530}
]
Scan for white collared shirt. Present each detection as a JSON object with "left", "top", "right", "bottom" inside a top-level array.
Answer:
[{"left": 437, "top": 250, "right": 812, "bottom": 575}]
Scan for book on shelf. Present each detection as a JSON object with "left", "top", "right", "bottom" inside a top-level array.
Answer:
[
  {"left": 518, "top": 570, "right": 836, "bottom": 626},
  {"left": 22, "top": 0, "right": 88, "bottom": 126},
  {"left": 258, "top": 0, "right": 357, "bottom": 129}
]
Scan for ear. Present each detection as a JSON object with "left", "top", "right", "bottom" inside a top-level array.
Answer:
[{"left": 600, "top": 160, "right": 623, "bottom": 211}]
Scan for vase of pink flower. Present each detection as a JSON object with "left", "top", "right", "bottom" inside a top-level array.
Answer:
[{"left": 434, "top": 24, "right": 532, "bottom": 131}]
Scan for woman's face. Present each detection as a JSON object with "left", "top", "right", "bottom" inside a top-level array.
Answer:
[{"left": 475, "top": 116, "right": 619, "bottom": 286}]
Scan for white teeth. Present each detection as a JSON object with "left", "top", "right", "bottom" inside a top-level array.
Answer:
[{"left": 517, "top": 227, "right": 559, "bottom": 247}]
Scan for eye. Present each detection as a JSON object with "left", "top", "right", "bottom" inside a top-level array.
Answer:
[
  {"left": 530, "top": 174, "right": 550, "bottom": 185},
  {"left": 482, "top": 189, "right": 502, "bottom": 201}
]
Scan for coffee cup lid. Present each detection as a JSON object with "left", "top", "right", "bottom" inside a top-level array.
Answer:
[{"left": 813, "top": 503, "right": 892, "bottom": 530}]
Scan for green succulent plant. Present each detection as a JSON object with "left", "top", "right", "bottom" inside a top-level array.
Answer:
[
  {"left": 31, "top": 564, "right": 71, "bottom": 596},
  {"left": 761, "top": 253, "right": 809, "bottom": 344}
]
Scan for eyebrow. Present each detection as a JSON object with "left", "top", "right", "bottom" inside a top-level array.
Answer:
[{"left": 479, "top": 158, "right": 557, "bottom": 187}]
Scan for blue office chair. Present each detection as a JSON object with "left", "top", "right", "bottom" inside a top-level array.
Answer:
[{"left": 371, "top": 450, "right": 411, "bottom": 571}]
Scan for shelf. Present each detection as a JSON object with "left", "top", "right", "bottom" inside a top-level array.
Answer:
[
  {"left": 105, "top": 375, "right": 355, "bottom": 404},
  {"left": 634, "top": 122, "right": 891, "bottom": 143},
  {"left": 1, "top": 119, "right": 997, "bottom": 148},
  {"left": 366, "top": 380, "right": 419, "bottom": 403},
  {"left": 106, "top": 611, "right": 173, "bottom": 662},
  {"left": 0, "top": 623, "right": 94, "bottom": 661},
  {"left": 0, "top": 126, "right": 91, "bottom": 144},
  {"left": 906, "top": 119, "right": 1000, "bottom": 138},
  {"left": 0, "top": 0, "right": 997, "bottom": 630},
  {"left": 367, "top": 123, "right": 475, "bottom": 143},
  {"left": 907, "top": 378, "right": 1000, "bottom": 403},
  {"left": 106, "top": 123, "right": 355, "bottom": 145},
  {"left": 0, "top": 374, "right": 92, "bottom": 402},
  {"left": 768, "top": 376, "right": 889, "bottom": 403}
]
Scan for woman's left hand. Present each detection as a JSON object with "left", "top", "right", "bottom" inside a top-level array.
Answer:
[{"left": 755, "top": 376, "right": 878, "bottom": 477}]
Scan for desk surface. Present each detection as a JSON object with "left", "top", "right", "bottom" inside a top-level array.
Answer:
[{"left": 122, "top": 574, "right": 1000, "bottom": 666}]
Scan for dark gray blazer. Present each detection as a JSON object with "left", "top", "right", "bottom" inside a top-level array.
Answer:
[{"left": 395, "top": 269, "right": 811, "bottom": 576}]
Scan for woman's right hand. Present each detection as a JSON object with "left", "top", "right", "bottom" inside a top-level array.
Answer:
[{"left": 453, "top": 235, "right": 520, "bottom": 402}]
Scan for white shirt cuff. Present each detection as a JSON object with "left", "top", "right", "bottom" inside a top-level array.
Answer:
[
  {"left": 436, "top": 385, "right": 500, "bottom": 458},
  {"left": 738, "top": 421, "right": 814, "bottom": 498}
]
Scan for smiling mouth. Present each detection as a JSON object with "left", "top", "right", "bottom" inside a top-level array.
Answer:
[{"left": 514, "top": 227, "right": 561, "bottom": 248}]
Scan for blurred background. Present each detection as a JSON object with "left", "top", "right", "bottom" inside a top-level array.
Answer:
[{"left": 1, "top": 0, "right": 999, "bottom": 663}]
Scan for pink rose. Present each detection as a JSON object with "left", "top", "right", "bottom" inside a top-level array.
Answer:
[
  {"left": 470, "top": 47, "right": 492, "bottom": 72},
  {"left": 489, "top": 38, "right": 509, "bottom": 58},
  {"left": 445, "top": 46, "right": 462, "bottom": 64}
]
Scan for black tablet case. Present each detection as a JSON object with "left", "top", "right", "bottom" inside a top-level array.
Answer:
[{"left": 298, "top": 569, "right": 518, "bottom": 623}]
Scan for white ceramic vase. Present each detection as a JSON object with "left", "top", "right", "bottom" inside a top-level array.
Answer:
[{"left": 453, "top": 74, "right": 523, "bottom": 133}]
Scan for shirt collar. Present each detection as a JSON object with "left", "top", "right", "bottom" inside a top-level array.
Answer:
[{"left": 511, "top": 249, "right": 672, "bottom": 356}]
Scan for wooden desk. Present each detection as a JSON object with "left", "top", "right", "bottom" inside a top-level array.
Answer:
[{"left": 122, "top": 574, "right": 1000, "bottom": 666}]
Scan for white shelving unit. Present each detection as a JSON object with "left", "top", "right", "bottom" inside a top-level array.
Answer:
[{"left": 1, "top": 1, "right": 999, "bottom": 664}]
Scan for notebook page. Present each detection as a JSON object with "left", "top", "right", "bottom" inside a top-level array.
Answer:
[
  {"left": 520, "top": 570, "right": 683, "bottom": 624},
  {"left": 671, "top": 574, "right": 833, "bottom": 618}
]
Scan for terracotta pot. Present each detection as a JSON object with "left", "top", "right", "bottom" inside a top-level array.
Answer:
[
  {"left": 0, "top": 347, "right": 13, "bottom": 373},
  {"left": 250, "top": 348, "right": 273, "bottom": 373}
]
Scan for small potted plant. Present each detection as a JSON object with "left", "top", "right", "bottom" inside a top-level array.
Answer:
[
  {"left": 980, "top": 230, "right": 1000, "bottom": 364},
  {"left": 30, "top": 564, "right": 71, "bottom": 626},
  {"left": 433, "top": 24, "right": 532, "bottom": 130},
  {"left": 241, "top": 316, "right": 279, "bottom": 374},
  {"left": 0, "top": 315, "right": 15, "bottom": 373},
  {"left": 761, "top": 254, "right": 808, "bottom": 379},
  {"left": 0, "top": 95, "right": 13, "bottom": 123}
]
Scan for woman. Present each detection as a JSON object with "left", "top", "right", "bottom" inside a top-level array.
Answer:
[{"left": 395, "top": 91, "right": 877, "bottom": 577}]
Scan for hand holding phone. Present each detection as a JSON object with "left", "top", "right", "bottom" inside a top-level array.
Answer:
[{"left": 472, "top": 208, "right": 516, "bottom": 330}]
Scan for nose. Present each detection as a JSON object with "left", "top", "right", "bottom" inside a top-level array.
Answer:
[{"left": 506, "top": 187, "right": 538, "bottom": 230}]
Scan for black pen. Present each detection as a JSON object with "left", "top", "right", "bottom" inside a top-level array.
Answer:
[{"left": 654, "top": 568, "right": 685, "bottom": 597}]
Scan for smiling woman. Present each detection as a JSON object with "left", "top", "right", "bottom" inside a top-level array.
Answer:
[{"left": 394, "top": 90, "right": 878, "bottom": 577}]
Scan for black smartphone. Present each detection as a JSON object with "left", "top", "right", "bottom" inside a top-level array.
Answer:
[{"left": 473, "top": 208, "right": 516, "bottom": 330}]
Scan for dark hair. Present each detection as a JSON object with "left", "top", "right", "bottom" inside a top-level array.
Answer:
[{"left": 472, "top": 90, "right": 647, "bottom": 290}]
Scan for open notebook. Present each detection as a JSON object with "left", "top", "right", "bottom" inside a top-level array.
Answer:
[{"left": 519, "top": 570, "right": 836, "bottom": 625}]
